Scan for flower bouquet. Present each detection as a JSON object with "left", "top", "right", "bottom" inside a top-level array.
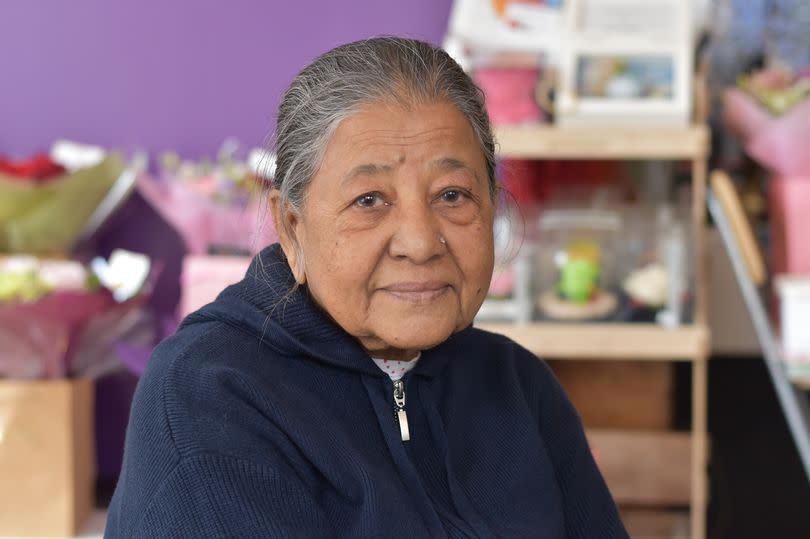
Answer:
[
  {"left": 136, "top": 143, "right": 278, "bottom": 255},
  {"left": 0, "top": 146, "right": 127, "bottom": 254},
  {"left": 724, "top": 67, "right": 810, "bottom": 177},
  {"left": 0, "top": 251, "right": 154, "bottom": 379}
]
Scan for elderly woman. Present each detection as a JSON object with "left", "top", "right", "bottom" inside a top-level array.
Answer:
[{"left": 106, "top": 37, "right": 626, "bottom": 538}]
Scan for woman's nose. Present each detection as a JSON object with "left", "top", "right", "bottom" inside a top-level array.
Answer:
[{"left": 388, "top": 200, "right": 445, "bottom": 264}]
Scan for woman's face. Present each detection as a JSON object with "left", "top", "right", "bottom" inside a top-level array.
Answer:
[{"left": 272, "top": 100, "right": 495, "bottom": 361}]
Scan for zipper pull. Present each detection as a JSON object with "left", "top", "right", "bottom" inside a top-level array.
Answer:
[{"left": 393, "top": 379, "right": 410, "bottom": 442}]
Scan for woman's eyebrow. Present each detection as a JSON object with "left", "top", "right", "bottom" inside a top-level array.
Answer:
[
  {"left": 342, "top": 157, "right": 480, "bottom": 186},
  {"left": 342, "top": 162, "right": 395, "bottom": 186},
  {"left": 432, "top": 157, "right": 481, "bottom": 182}
]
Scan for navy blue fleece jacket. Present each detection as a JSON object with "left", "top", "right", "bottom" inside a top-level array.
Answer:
[{"left": 105, "top": 244, "right": 626, "bottom": 538}]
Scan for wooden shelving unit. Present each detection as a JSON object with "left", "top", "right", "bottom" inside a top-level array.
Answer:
[
  {"left": 477, "top": 322, "right": 709, "bottom": 361},
  {"left": 493, "top": 124, "right": 709, "bottom": 160},
  {"left": 478, "top": 123, "right": 711, "bottom": 539}
]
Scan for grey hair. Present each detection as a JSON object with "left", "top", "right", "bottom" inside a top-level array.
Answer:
[{"left": 269, "top": 36, "right": 497, "bottom": 222}]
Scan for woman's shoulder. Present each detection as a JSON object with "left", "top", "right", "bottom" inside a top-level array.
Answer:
[
  {"left": 143, "top": 317, "right": 264, "bottom": 394},
  {"left": 133, "top": 318, "right": 287, "bottom": 458}
]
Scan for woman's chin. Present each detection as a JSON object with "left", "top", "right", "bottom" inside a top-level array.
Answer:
[{"left": 376, "top": 318, "right": 459, "bottom": 353}]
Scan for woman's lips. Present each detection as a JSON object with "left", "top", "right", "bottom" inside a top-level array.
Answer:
[{"left": 381, "top": 282, "right": 450, "bottom": 304}]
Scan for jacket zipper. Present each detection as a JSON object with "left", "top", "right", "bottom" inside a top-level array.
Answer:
[{"left": 393, "top": 379, "right": 410, "bottom": 442}]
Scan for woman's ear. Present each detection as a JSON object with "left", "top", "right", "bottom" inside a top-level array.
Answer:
[{"left": 269, "top": 190, "right": 307, "bottom": 285}]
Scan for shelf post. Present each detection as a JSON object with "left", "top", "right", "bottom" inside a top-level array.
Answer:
[
  {"left": 691, "top": 354, "right": 709, "bottom": 539},
  {"left": 690, "top": 140, "right": 710, "bottom": 539},
  {"left": 692, "top": 155, "right": 709, "bottom": 324}
]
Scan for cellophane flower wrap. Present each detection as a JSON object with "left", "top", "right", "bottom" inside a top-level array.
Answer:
[{"left": 0, "top": 154, "right": 125, "bottom": 254}]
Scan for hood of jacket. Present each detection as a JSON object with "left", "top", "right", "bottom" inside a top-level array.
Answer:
[{"left": 180, "top": 243, "right": 472, "bottom": 378}]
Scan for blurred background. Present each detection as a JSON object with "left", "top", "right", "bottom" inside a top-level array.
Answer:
[{"left": 3, "top": 1, "right": 810, "bottom": 537}]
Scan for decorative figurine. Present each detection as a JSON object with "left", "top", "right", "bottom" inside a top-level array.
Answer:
[{"left": 538, "top": 239, "right": 618, "bottom": 320}]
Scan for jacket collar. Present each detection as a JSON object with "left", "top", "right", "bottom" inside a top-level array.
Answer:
[{"left": 188, "top": 244, "right": 467, "bottom": 379}]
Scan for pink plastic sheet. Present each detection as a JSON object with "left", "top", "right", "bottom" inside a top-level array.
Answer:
[
  {"left": 0, "top": 289, "right": 151, "bottom": 379},
  {"left": 724, "top": 88, "right": 810, "bottom": 176},
  {"left": 136, "top": 173, "right": 278, "bottom": 255},
  {"left": 0, "top": 290, "right": 113, "bottom": 378},
  {"left": 770, "top": 176, "right": 810, "bottom": 275}
]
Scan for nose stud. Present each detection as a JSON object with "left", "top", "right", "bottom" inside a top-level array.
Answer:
[{"left": 439, "top": 236, "right": 447, "bottom": 245}]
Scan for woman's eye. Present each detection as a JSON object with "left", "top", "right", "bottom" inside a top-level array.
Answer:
[
  {"left": 354, "top": 192, "right": 384, "bottom": 208},
  {"left": 439, "top": 189, "right": 466, "bottom": 205}
]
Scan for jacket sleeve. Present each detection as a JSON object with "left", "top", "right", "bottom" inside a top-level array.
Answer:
[
  {"left": 104, "top": 453, "right": 333, "bottom": 539},
  {"left": 536, "top": 361, "right": 629, "bottom": 539}
]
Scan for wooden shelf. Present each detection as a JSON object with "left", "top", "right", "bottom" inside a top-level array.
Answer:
[
  {"left": 489, "top": 116, "right": 712, "bottom": 537},
  {"left": 621, "top": 509, "right": 690, "bottom": 539},
  {"left": 587, "top": 429, "right": 692, "bottom": 506},
  {"left": 494, "top": 124, "right": 709, "bottom": 160},
  {"left": 475, "top": 322, "right": 710, "bottom": 360}
]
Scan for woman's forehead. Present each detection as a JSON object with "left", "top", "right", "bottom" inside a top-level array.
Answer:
[
  {"left": 324, "top": 101, "right": 484, "bottom": 167},
  {"left": 339, "top": 156, "right": 483, "bottom": 191}
]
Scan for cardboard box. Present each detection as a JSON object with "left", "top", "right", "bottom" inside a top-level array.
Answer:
[{"left": 0, "top": 378, "right": 95, "bottom": 536}]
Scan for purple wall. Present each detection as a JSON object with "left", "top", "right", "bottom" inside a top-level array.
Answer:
[
  {"left": 1, "top": 0, "right": 453, "bottom": 159},
  {"left": 1, "top": 0, "right": 454, "bottom": 486}
]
